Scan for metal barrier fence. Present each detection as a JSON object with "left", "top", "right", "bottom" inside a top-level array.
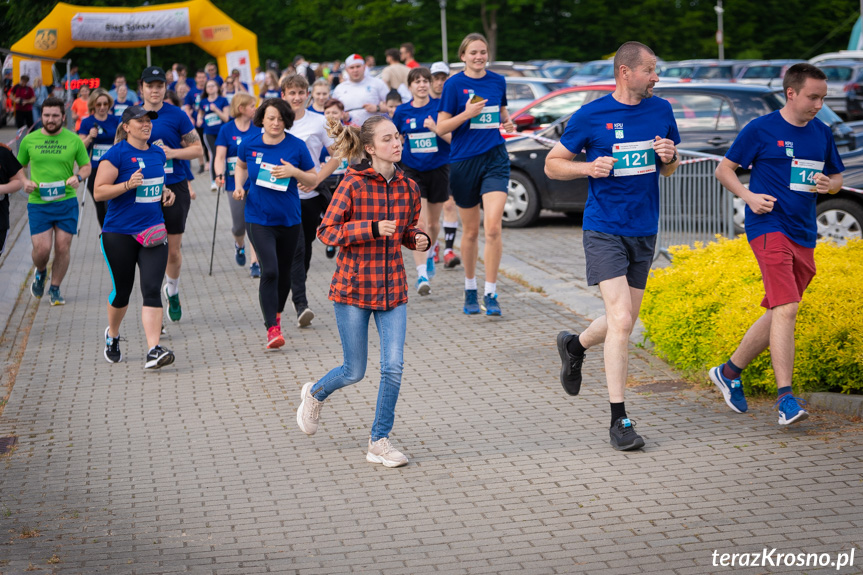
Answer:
[
  {"left": 656, "top": 150, "right": 733, "bottom": 260},
  {"left": 5, "top": 126, "right": 28, "bottom": 155}
]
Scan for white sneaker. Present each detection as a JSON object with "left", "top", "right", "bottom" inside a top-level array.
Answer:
[
  {"left": 296, "top": 382, "right": 323, "bottom": 435},
  {"left": 210, "top": 181, "right": 218, "bottom": 191},
  {"left": 366, "top": 437, "right": 408, "bottom": 467}
]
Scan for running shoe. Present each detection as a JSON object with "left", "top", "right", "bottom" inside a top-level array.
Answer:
[
  {"left": 481, "top": 293, "right": 501, "bottom": 316},
  {"left": 266, "top": 325, "right": 285, "bottom": 350},
  {"left": 296, "top": 381, "right": 323, "bottom": 435},
  {"left": 426, "top": 256, "right": 436, "bottom": 280},
  {"left": 433, "top": 243, "right": 440, "bottom": 264},
  {"left": 250, "top": 262, "right": 261, "bottom": 278},
  {"left": 198, "top": 164, "right": 206, "bottom": 174},
  {"left": 235, "top": 243, "right": 246, "bottom": 267},
  {"left": 326, "top": 245, "right": 337, "bottom": 259},
  {"left": 30, "top": 269, "right": 46, "bottom": 299},
  {"left": 463, "top": 289, "right": 480, "bottom": 314},
  {"left": 144, "top": 345, "right": 175, "bottom": 369},
  {"left": 48, "top": 286, "right": 65, "bottom": 306},
  {"left": 776, "top": 394, "right": 809, "bottom": 425},
  {"left": 297, "top": 306, "right": 315, "bottom": 328},
  {"left": 609, "top": 417, "right": 645, "bottom": 451},
  {"left": 210, "top": 181, "right": 218, "bottom": 192},
  {"left": 443, "top": 251, "right": 461, "bottom": 269},
  {"left": 417, "top": 277, "right": 431, "bottom": 296},
  {"left": 366, "top": 437, "right": 408, "bottom": 468},
  {"left": 709, "top": 365, "right": 748, "bottom": 413},
  {"left": 104, "top": 327, "right": 123, "bottom": 364},
  {"left": 556, "top": 331, "right": 585, "bottom": 396},
  {"left": 162, "top": 284, "right": 182, "bottom": 322}
]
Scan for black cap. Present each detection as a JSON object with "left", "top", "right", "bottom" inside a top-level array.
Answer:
[
  {"left": 121, "top": 105, "right": 158, "bottom": 123},
  {"left": 140, "top": 66, "right": 166, "bottom": 83}
]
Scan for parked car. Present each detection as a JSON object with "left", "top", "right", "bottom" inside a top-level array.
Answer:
[
  {"left": 506, "top": 84, "right": 613, "bottom": 138},
  {"left": 845, "top": 68, "right": 863, "bottom": 120},
  {"left": 816, "top": 60, "right": 863, "bottom": 119},
  {"left": 810, "top": 51, "right": 863, "bottom": 66},
  {"left": 565, "top": 60, "right": 615, "bottom": 86},
  {"left": 504, "top": 77, "right": 562, "bottom": 112},
  {"left": 502, "top": 83, "right": 863, "bottom": 240},
  {"left": 735, "top": 59, "right": 805, "bottom": 87},
  {"left": 540, "top": 62, "right": 582, "bottom": 81},
  {"left": 447, "top": 61, "right": 541, "bottom": 77},
  {"left": 659, "top": 60, "right": 750, "bottom": 83}
]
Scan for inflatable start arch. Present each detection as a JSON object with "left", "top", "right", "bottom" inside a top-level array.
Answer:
[{"left": 10, "top": 0, "right": 260, "bottom": 93}]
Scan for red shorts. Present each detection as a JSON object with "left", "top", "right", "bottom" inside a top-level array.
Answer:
[{"left": 750, "top": 232, "right": 816, "bottom": 309}]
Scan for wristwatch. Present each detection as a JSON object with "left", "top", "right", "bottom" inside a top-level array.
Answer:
[
  {"left": 76, "top": 174, "right": 83, "bottom": 182},
  {"left": 667, "top": 151, "right": 678, "bottom": 164}
]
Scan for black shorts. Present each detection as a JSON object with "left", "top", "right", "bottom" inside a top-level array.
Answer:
[
  {"left": 402, "top": 164, "right": 450, "bottom": 204},
  {"left": 162, "top": 180, "right": 191, "bottom": 235},
  {"left": 583, "top": 230, "right": 656, "bottom": 290}
]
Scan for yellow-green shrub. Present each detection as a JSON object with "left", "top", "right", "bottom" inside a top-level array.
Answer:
[{"left": 641, "top": 237, "right": 863, "bottom": 395}]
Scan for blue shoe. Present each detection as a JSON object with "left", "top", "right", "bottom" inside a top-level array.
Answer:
[
  {"left": 775, "top": 394, "right": 809, "bottom": 425},
  {"left": 709, "top": 365, "right": 748, "bottom": 413},
  {"left": 481, "top": 293, "right": 501, "bottom": 316},
  {"left": 235, "top": 243, "right": 246, "bottom": 267},
  {"left": 416, "top": 276, "right": 430, "bottom": 296},
  {"left": 250, "top": 262, "right": 261, "bottom": 278},
  {"left": 30, "top": 269, "right": 46, "bottom": 299},
  {"left": 48, "top": 285, "right": 65, "bottom": 306},
  {"left": 463, "top": 289, "right": 480, "bottom": 314},
  {"left": 426, "top": 257, "right": 436, "bottom": 280}
]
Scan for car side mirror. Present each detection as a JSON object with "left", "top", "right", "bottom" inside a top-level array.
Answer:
[{"left": 515, "top": 114, "right": 536, "bottom": 131}]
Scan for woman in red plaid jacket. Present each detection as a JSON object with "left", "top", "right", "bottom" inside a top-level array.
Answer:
[{"left": 296, "top": 115, "right": 430, "bottom": 468}]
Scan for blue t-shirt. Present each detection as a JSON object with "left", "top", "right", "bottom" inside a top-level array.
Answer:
[
  {"left": 215, "top": 120, "right": 253, "bottom": 191},
  {"left": 100, "top": 140, "right": 167, "bottom": 234},
  {"left": 439, "top": 70, "right": 507, "bottom": 162},
  {"left": 147, "top": 102, "right": 195, "bottom": 186},
  {"left": 78, "top": 114, "right": 120, "bottom": 171},
  {"left": 259, "top": 89, "right": 280, "bottom": 100},
  {"left": 307, "top": 105, "right": 324, "bottom": 115},
  {"left": 184, "top": 88, "right": 203, "bottom": 113},
  {"left": 112, "top": 99, "right": 133, "bottom": 117},
  {"left": 726, "top": 110, "right": 844, "bottom": 248},
  {"left": 560, "top": 93, "right": 681, "bottom": 236},
  {"left": 199, "top": 97, "right": 230, "bottom": 135},
  {"left": 393, "top": 98, "right": 450, "bottom": 172},
  {"left": 237, "top": 132, "right": 315, "bottom": 227},
  {"left": 168, "top": 78, "right": 195, "bottom": 92}
]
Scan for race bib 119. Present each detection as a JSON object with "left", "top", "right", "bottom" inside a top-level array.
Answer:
[{"left": 135, "top": 177, "right": 164, "bottom": 203}]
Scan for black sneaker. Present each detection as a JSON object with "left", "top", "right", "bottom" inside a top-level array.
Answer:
[
  {"left": 297, "top": 306, "right": 314, "bottom": 328},
  {"left": 145, "top": 345, "right": 175, "bottom": 370},
  {"left": 104, "top": 327, "right": 123, "bottom": 364},
  {"left": 609, "top": 417, "right": 645, "bottom": 451},
  {"left": 556, "top": 331, "right": 585, "bottom": 396}
]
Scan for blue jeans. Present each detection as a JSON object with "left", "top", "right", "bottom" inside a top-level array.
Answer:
[{"left": 311, "top": 302, "right": 407, "bottom": 441}]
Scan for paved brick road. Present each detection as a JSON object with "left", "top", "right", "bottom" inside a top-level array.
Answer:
[{"left": 0, "top": 182, "right": 860, "bottom": 574}]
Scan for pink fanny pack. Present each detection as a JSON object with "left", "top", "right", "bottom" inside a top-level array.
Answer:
[{"left": 134, "top": 223, "right": 168, "bottom": 247}]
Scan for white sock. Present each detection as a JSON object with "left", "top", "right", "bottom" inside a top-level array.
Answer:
[
  {"left": 165, "top": 275, "right": 179, "bottom": 297},
  {"left": 484, "top": 281, "right": 496, "bottom": 296},
  {"left": 416, "top": 263, "right": 427, "bottom": 279},
  {"left": 443, "top": 221, "right": 458, "bottom": 229},
  {"left": 465, "top": 277, "right": 477, "bottom": 291}
]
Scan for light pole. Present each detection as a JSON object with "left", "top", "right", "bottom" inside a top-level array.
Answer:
[
  {"left": 714, "top": 0, "right": 725, "bottom": 60},
  {"left": 440, "top": 0, "right": 448, "bottom": 63}
]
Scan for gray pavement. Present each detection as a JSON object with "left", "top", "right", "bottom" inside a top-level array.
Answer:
[{"left": 0, "top": 176, "right": 861, "bottom": 574}]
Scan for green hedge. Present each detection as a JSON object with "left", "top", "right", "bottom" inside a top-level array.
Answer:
[{"left": 641, "top": 237, "right": 863, "bottom": 395}]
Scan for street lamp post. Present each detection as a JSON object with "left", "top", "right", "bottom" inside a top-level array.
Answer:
[
  {"left": 715, "top": 0, "right": 725, "bottom": 60},
  {"left": 440, "top": 0, "right": 448, "bottom": 63}
]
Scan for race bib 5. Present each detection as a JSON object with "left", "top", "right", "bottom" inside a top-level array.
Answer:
[{"left": 256, "top": 161, "right": 290, "bottom": 192}]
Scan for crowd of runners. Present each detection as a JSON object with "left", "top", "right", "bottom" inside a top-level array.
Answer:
[{"left": 0, "top": 36, "right": 844, "bottom": 466}]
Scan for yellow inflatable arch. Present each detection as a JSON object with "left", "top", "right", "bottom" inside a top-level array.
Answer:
[{"left": 10, "top": 0, "right": 260, "bottom": 94}]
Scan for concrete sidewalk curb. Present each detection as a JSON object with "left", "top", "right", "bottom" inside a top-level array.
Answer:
[{"left": 803, "top": 392, "right": 863, "bottom": 418}]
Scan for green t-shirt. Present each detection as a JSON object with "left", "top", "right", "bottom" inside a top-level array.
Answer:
[{"left": 17, "top": 128, "right": 90, "bottom": 205}]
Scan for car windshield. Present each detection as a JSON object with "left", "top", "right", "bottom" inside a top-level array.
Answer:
[
  {"left": 522, "top": 90, "right": 594, "bottom": 126},
  {"left": 580, "top": 62, "right": 613, "bottom": 77},
  {"left": 692, "top": 66, "right": 733, "bottom": 79},
  {"left": 820, "top": 66, "right": 854, "bottom": 82},
  {"left": 742, "top": 66, "right": 782, "bottom": 79},
  {"left": 663, "top": 66, "right": 693, "bottom": 78},
  {"left": 544, "top": 64, "right": 579, "bottom": 79}
]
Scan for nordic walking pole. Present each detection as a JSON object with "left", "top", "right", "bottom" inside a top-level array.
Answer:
[{"left": 209, "top": 185, "right": 222, "bottom": 276}]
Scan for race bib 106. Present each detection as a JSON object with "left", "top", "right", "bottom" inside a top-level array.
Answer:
[
  {"left": 612, "top": 140, "right": 656, "bottom": 177},
  {"left": 408, "top": 131, "right": 439, "bottom": 153},
  {"left": 790, "top": 159, "right": 825, "bottom": 193}
]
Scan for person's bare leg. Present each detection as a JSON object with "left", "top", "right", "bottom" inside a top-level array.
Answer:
[
  {"left": 107, "top": 304, "right": 128, "bottom": 338},
  {"left": 597, "top": 277, "right": 635, "bottom": 403},
  {"left": 142, "top": 306, "right": 163, "bottom": 349},
  {"left": 458, "top": 206, "right": 480, "bottom": 280},
  {"left": 578, "top": 286, "right": 644, "bottom": 350},
  {"left": 165, "top": 233, "right": 183, "bottom": 279},
  {"left": 412, "top": 199, "right": 431, "bottom": 268},
  {"left": 49, "top": 228, "right": 74, "bottom": 285},
  {"left": 729, "top": 309, "right": 773, "bottom": 369},
  {"left": 479, "top": 192, "right": 506, "bottom": 284},
  {"left": 31, "top": 229, "right": 53, "bottom": 271},
  {"left": 424, "top": 201, "right": 444, "bottom": 250},
  {"left": 768, "top": 302, "right": 798, "bottom": 389}
]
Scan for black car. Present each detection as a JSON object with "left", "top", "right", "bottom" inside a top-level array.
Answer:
[{"left": 504, "top": 83, "right": 863, "bottom": 242}]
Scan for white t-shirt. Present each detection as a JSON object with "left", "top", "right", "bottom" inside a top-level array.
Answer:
[
  {"left": 289, "top": 110, "right": 335, "bottom": 200},
  {"left": 332, "top": 75, "right": 389, "bottom": 125}
]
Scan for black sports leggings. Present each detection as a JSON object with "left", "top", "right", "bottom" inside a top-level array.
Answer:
[
  {"left": 291, "top": 193, "right": 329, "bottom": 308},
  {"left": 203, "top": 133, "right": 218, "bottom": 180},
  {"left": 100, "top": 232, "right": 169, "bottom": 308},
  {"left": 246, "top": 222, "right": 300, "bottom": 328},
  {"left": 87, "top": 172, "right": 107, "bottom": 229}
]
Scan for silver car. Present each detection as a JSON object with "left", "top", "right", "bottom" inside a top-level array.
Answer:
[{"left": 816, "top": 60, "right": 863, "bottom": 118}]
